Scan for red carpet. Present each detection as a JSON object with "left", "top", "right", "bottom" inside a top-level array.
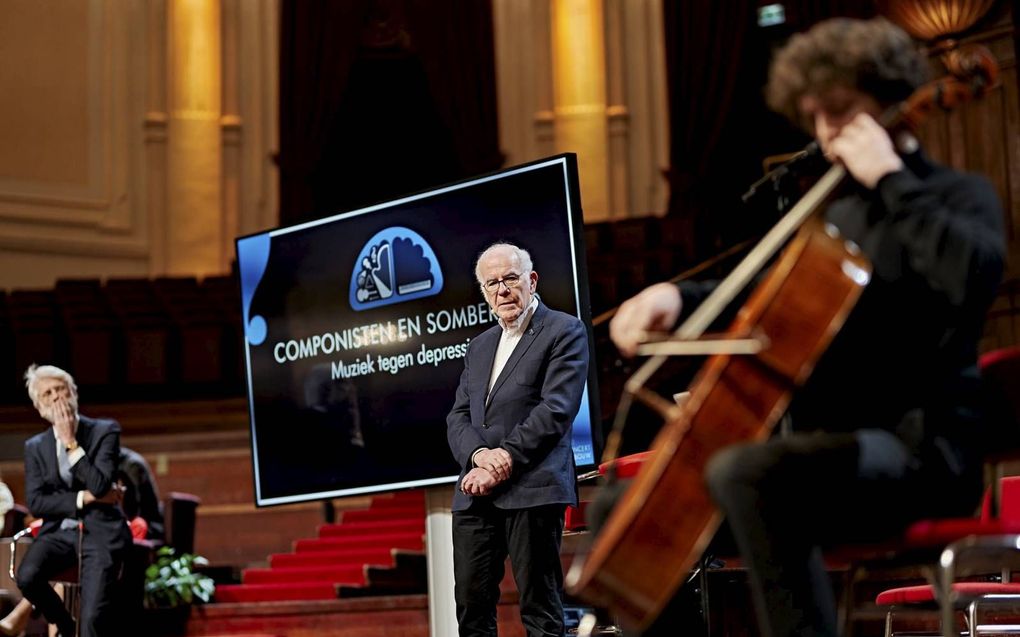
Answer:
[
  {"left": 241, "top": 564, "right": 366, "bottom": 584},
  {"left": 214, "top": 582, "right": 339, "bottom": 602},
  {"left": 340, "top": 506, "right": 426, "bottom": 523},
  {"left": 214, "top": 491, "right": 425, "bottom": 603},
  {"left": 269, "top": 546, "right": 396, "bottom": 568},
  {"left": 316, "top": 518, "right": 425, "bottom": 537},
  {"left": 293, "top": 530, "right": 425, "bottom": 553}
]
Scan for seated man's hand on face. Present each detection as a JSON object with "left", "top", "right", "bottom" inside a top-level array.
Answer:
[
  {"left": 51, "top": 398, "right": 77, "bottom": 448},
  {"left": 474, "top": 448, "right": 513, "bottom": 483},
  {"left": 610, "top": 282, "right": 683, "bottom": 357},
  {"left": 460, "top": 467, "right": 498, "bottom": 496}
]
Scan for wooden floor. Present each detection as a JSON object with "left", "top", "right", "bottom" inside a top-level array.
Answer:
[{"left": 182, "top": 595, "right": 527, "bottom": 637}]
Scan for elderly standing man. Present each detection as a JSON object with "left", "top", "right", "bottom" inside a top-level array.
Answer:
[
  {"left": 17, "top": 364, "right": 131, "bottom": 637},
  {"left": 447, "top": 242, "right": 589, "bottom": 637}
]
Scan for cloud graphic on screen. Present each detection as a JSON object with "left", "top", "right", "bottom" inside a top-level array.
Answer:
[{"left": 349, "top": 226, "right": 444, "bottom": 311}]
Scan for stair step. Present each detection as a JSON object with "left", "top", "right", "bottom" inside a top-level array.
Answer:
[
  {"left": 317, "top": 519, "right": 424, "bottom": 538},
  {"left": 196, "top": 634, "right": 283, "bottom": 637},
  {"left": 336, "top": 552, "right": 428, "bottom": 598},
  {"left": 269, "top": 547, "right": 396, "bottom": 569},
  {"left": 294, "top": 531, "right": 423, "bottom": 553},
  {"left": 215, "top": 582, "right": 338, "bottom": 603},
  {"left": 242, "top": 564, "right": 366, "bottom": 585},
  {"left": 341, "top": 506, "right": 424, "bottom": 523},
  {"left": 217, "top": 491, "right": 428, "bottom": 605},
  {"left": 368, "top": 494, "right": 425, "bottom": 508}
]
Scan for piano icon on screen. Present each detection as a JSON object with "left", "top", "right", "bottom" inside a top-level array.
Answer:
[{"left": 350, "top": 227, "right": 444, "bottom": 311}]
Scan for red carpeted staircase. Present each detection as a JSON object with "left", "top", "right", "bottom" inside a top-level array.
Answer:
[{"left": 213, "top": 490, "right": 426, "bottom": 603}]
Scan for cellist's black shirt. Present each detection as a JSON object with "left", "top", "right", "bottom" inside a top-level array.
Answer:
[{"left": 679, "top": 150, "right": 1005, "bottom": 473}]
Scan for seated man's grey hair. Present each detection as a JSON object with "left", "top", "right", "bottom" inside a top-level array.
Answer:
[{"left": 24, "top": 364, "right": 77, "bottom": 407}]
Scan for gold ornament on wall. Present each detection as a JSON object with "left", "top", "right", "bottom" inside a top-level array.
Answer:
[
  {"left": 877, "top": 0, "right": 996, "bottom": 43},
  {"left": 879, "top": 0, "right": 999, "bottom": 85}
]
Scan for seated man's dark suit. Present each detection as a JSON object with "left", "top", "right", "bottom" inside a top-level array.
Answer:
[
  {"left": 18, "top": 415, "right": 132, "bottom": 637},
  {"left": 447, "top": 300, "right": 589, "bottom": 636}
]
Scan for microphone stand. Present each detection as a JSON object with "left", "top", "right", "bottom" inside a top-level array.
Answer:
[{"left": 741, "top": 141, "right": 821, "bottom": 213}]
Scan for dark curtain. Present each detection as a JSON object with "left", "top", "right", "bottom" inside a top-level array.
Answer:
[
  {"left": 661, "top": 0, "right": 879, "bottom": 255},
  {"left": 778, "top": 0, "right": 877, "bottom": 30},
  {"left": 664, "top": 0, "right": 757, "bottom": 200},
  {"left": 278, "top": 1, "right": 364, "bottom": 226},
  {"left": 662, "top": 0, "right": 762, "bottom": 253},
  {"left": 404, "top": 1, "right": 504, "bottom": 177},
  {"left": 278, "top": 0, "right": 502, "bottom": 226}
]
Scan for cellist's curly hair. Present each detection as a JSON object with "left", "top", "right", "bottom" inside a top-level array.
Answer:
[{"left": 766, "top": 17, "right": 930, "bottom": 128}]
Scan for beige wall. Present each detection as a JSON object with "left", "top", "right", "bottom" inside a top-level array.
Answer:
[
  {"left": 0, "top": 0, "right": 279, "bottom": 290},
  {"left": 493, "top": 0, "right": 670, "bottom": 221},
  {"left": 0, "top": 0, "right": 671, "bottom": 291}
]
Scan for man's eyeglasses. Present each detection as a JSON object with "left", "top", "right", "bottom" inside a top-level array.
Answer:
[{"left": 483, "top": 273, "right": 523, "bottom": 294}]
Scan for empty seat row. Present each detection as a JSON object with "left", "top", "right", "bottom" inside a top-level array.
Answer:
[{"left": 0, "top": 276, "right": 243, "bottom": 404}]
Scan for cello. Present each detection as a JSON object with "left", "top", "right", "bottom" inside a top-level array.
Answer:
[{"left": 565, "top": 46, "right": 1000, "bottom": 630}]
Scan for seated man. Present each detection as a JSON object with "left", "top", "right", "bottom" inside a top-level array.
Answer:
[
  {"left": 14, "top": 365, "right": 132, "bottom": 637},
  {"left": 1, "top": 446, "right": 168, "bottom": 636}
]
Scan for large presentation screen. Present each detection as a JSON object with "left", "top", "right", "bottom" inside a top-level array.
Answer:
[{"left": 237, "top": 154, "right": 599, "bottom": 506}]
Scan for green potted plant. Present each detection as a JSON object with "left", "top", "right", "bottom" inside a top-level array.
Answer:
[{"left": 143, "top": 546, "right": 216, "bottom": 635}]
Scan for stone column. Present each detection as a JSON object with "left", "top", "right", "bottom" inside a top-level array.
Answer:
[
  {"left": 551, "top": 0, "right": 610, "bottom": 220},
  {"left": 165, "top": 0, "right": 222, "bottom": 276}
]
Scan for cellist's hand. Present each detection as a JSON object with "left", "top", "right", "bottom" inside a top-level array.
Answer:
[
  {"left": 828, "top": 112, "right": 903, "bottom": 189},
  {"left": 610, "top": 283, "right": 682, "bottom": 358}
]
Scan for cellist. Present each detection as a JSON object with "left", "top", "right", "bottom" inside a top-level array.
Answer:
[{"left": 610, "top": 17, "right": 1006, "bottom": 637}]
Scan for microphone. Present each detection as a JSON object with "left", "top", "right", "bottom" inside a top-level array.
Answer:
[{"left": 741, "top": 141, "right": 822, "bottom": 205}]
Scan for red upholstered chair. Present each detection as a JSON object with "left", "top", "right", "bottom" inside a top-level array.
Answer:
[
  {"left": 872, "top": 346, "right": 1020, "bottom": 637},
  {"left": 164, "top": 491, "right": 201, "bottom": 555},
  {"left": 565, "top": 502, "right": 590, "bottom": 534},
  {"left": 871, "top": 478, "right": 1020, "bottom": 637},
  {"left": 570, "top": 452, "right": 655, "bottom": 533},
  {"left": 597, "top": 450, "right": 654, "bottom": 480}
]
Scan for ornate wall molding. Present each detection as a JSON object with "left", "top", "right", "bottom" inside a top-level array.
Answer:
[
  {"left": 0, "top": 0, "right": 278, "bottom": 288},
  {"left": 0, "top": 0, "right": 146, "bottom": 258}
]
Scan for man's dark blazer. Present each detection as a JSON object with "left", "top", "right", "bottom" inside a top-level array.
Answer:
[
  {"left": 447, "top": 301, "right": 589, "bottom": 511},
  {"left": 24, "top": 415, "right": 130, "bottom": 547}
]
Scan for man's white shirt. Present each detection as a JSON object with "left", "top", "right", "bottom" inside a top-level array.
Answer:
[
  {"left": 486, "top": 296, "right": 539, "bottom": 401},
  {"left": 472, "top": 297, "right": 539, "bottom": 468}
]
